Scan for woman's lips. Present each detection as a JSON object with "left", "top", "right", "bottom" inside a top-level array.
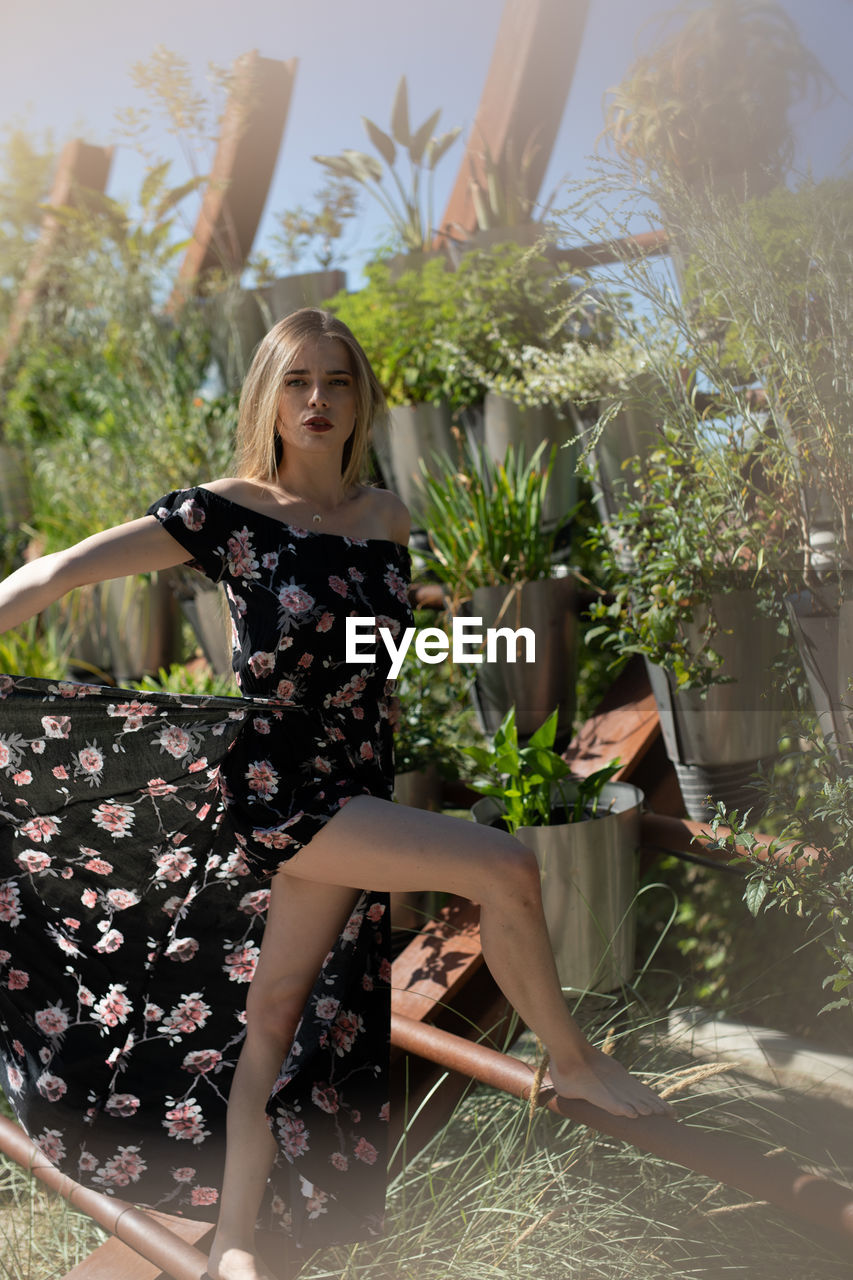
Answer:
[{"left": 303, "top": 417, "right": 334, "bottom": 433}]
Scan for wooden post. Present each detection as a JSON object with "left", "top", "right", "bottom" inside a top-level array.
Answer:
[
  {"left": 437, "top": 0, "right": 591, "bottom": 244},
  {"left": 169, "top": 51, "right": 297, "bottom": 306}
]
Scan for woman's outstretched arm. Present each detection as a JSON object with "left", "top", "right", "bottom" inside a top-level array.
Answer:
[{"left": 0, "top": 516, "right": 190, "bottom": 634}]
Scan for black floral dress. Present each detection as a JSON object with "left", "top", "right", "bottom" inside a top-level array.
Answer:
[{"left": 0, "top": 486, "right": 413, "bottom": 1247}]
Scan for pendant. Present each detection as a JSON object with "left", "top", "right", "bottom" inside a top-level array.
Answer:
[{"left": 312, "top": 513, "right": 322, "bottom": 524}]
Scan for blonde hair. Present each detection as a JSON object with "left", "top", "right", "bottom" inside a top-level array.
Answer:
[{"left": 235, "top": 308, "right": 385, "bottom": 489}]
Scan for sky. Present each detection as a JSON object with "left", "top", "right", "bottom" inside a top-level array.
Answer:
[{"left": 1, "top": 0, "right": 851, "bottom": 282}]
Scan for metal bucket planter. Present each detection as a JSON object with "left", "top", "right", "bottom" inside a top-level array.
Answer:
[
  {"left": 102, "top": 574, "right": 183, "bottom": 684},
  {"left": 482, "top": 393, "right": 579, "bottom": 531},
  {"left": 166, "top": 570, "right": 234, "bottom": 677},
  {"left": 472, "top": 780, "right": 642, "bottom": 993},
  {"left": 786, "top": 585, "right": 853, "bottom": 758},
  {"left": 644, "top": 590, "right": 788, "bottom": 820},
  {"left": 457, "top": 573, "right": 576, "bottom": 742},
  {"left": 374, "top": 401, "right": 458, "bottom": 532},
  {"left": 587, "top": 391, "right": 659, "bottom": 530}
]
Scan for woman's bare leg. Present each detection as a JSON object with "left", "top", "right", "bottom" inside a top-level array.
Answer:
[
  {"left": 207, "top": 875, "right": 358, "bottom": 1280},
  {"left": 284, "top": 797, "right": 673, "bottom": 1119}
]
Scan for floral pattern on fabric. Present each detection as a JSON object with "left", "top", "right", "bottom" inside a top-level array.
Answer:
[{"left": 0, "top": 486, "right": 413, "bottom": 1247}]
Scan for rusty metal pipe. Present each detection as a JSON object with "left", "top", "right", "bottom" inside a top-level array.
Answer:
[
  {"left": 641, "top": 812, "right": 822, "bottom": 870},
  {"left": 0, "top": 1115, "right": 209, "bottom": 1280},
  {"left": 391, "top": 1013, "right": 853, "bottom": 1254}
]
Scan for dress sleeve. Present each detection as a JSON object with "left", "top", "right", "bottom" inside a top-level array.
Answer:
[{"left": 145, "top": 488, "right": 227, "bottom": 584}]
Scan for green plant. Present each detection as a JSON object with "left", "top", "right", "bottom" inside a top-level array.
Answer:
[
  {"left": 131, "top": 661, "right": 238, "bottom": 698},
  {"left": 0, "top": 619, "right": 72, "bottom": 680},
  {"left": 708, "top": 726, "right": 853, "bottom": 1021},
  {"left": 258, "top": 175, "right": 359, "bottom": 276},
  {"left": 601, "top": 0, "right": 832, "bottom": 195},
  {"left": 313, "top": 76, "right": 460, "bottom": 253},
  {"left": 462, "top": 706, "right": 620, "bottom": 834},
  {"left": 419, "top": 436, "right": 561, "bottom": 602},
  {"left": 392, "top": 611, "right": 480, "bottom": 778}
]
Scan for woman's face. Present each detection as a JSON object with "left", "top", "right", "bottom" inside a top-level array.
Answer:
[{"left": 276, "top": 336, "right": 357, "bottom": 467}]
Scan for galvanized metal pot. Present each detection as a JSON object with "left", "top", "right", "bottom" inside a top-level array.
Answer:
[
  {"left": 373, "top": 401, "right": 457, "bottom": 531},
  {"left": 457, "top": 573, "right": 576, "bottom": 741},
  {"left": 786, "top": 585, "right": 853, "bottom": 758},
  {"left": 645, "top": 589, "right": 788, "bottom": 819},
  {"left": 482, "top": 393, "right": 579, "bottom": 530},
  {"left": 472, "top": 780, "right": 643, "bottom": 993}
]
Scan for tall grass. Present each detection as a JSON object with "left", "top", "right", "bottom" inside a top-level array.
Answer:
[{"left": 0, "top": 1155, "right": 106, "bottom": 1280}]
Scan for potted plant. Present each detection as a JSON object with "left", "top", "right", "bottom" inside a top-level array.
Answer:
[
  {"left": 601, "top": 0, "right": 831, "bottom": 200},
  {"left": 418, "top": 434, "right": 577, "bottom": 741},
  {"left": 466, "top": 707, "right": 641, "bottom": 993},
  {"left": 585, "top": 432, "right": 793, "bottom": 819}
]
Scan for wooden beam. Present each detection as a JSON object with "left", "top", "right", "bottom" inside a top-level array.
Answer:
[
  {"left": 170, "top": 51, "right": 297, "bottom": 305},
  {"left": 438, "top": 0, "right": 590, "bottom": 243},
  {"left": 0, "top": 139, "right": 113, "bottom": 370}
]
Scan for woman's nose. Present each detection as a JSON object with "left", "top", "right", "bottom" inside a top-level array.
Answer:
[{"left": 308, "top": 383, "right": 328, "bottom": 406}]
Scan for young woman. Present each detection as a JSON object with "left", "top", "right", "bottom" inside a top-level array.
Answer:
[{"left": 0, "top": 309, "right": 671, "bottom": 1280}]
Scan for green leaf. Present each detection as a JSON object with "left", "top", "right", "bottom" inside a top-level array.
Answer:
[
  {"left": 527, "top": 708, "right": 558, "bottom": 750},
  {"left": 390, "top": 76, "right": 411, "bottom": 146},
  {"left": 409, "top": 108, "right": 441, "bottom": 165},
  {"left": 363, "top": 117, "right": 396, "bottom": 168},
  {"left": 744, "top": 877, "right": 769, "bottom": 916}
]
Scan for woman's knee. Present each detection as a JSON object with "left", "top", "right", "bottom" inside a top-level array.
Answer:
[
  {"left": 482, "top": 834, "right": 542, "bottom": 903},
  {"left": 244, "top": 974, "right": 307, "bottom": 1051}
]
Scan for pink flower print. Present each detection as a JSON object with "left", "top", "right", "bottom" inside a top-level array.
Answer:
[
  {"left": 81, "top": 889, "right": 98, "bottom": 909},
  {"left": 252, "top": 826, "right": 297, "bottom": 850},
  {"left": 182, "top": 1049, "right": 222, "bottom": 1075},
  {"left": 78, "top": 1151, "right": 98, "bottom": 1173},
  {"left": 277, "top": 1114, "right": 310, "bottom": 1160},
  {"left": 92, "top": 984, "right": 132, "bottom": 1029},
  {"left": 367, "top": 902, "right": 385, "bottom": 923},
  {"left": 20, "top": 816, "right": 60, "bottom": 844},
  {"left": 313, "top": 754, "right": 331, "bottom": 774},
  {"left": 262, "top": 550, "right": 279, "bottom": 570},
  {"left": 348, "top": 566, "right": 364, "bottom": 582},
  {"left": 16, "top": 849, "right": 51, "bottom": 874},
  {"left": 96, "top": 1145, "right": 147, "bottom": 1187},
  {"left": 92, "top": 803, "right": 134, "bottom": 838},
  {"left": 352, "top": 706, "right": 364, "bottom": 720},
  {"left": 165, "top": 936, "right": 199, "bottom": 962},
  {"left": 36, "top": 1128, "right": 66, "bottom": 1164},
  {"left": 144, "top": 1002, "right": 164, "bottom": 1022},
  {"left": 246, "top": 759, "right": 279, "bottom": 800},
  {"left": 74, "top": 744, "right": 104, "bottom": 780},
  {"left": 238, "top": 888, "right": 270, "bottom": 917},
  {"left": 155, "top": 847, "right": 196, "bottom": 882},
  {"left": 105, "top": 1093, "right": 140, "bottom": 1117},
  {"left": 30, "top": 739, "right": 45, "bottom": 754},
  {"left": 379, "top": 959, "right": 393, "bottom": 983},
  {"left": 106, "top": 888, "right": 139, "bottom": 911},
  {"left": 359, "top": 742, "right": 374, "bottom": 762},
  {"left": 328, "top": 575, "right": 349, "bottom": 597},
  {"left": 298, "top": 652, "right": 313, "bottom": 669},
  {"left": 162, "top": 993, "right": 211, "bottom": 1036},
  {"left": 187, "top": 757, "right": 208, "bottom": 773},
  {"left": 78, "top": 987, "right": 95, "bottom": 1006},
  {"left": 191, "top": 1186, "right": 219, "bottom": 1206},
  {"left": 109, "top": 699, "right": 156, "bottom": 730},
  {"left": 314, "top": 996, "right": 340, "bottom": 1021},
  {"left": 63, "top": 917, "right": 80, "bottom": 930},
  {"left": 0, "top": 949, "right": 8, "bottom": 965},
  {"left": 384, "top": 565, "right": 408, "bottom": 603},
  {"left": 178, "top": 498, "right": 205, "bottom": 532},
  {"left": 248, "top": 650, "right": 276, "bottom": 679},
  {"left": 172, "top": 1166, "right": 196, "bottom": 1182},
  {"left": 275, "top": 679, "right": 296, "bottom": 704},
  {"left": 341, "top": 908, "right": 364, "bottom": 944},
  {"left": 223, "top": 943, "right": 259, "bottom": 984},
  {"left": 36, "top": 1071, "right": 67, "bottom": 1102},
  {"left": 311, "top": 1083, "right": 340, "bottom": 1114},
  {"left": 277, "top": 581, "right": 315, "bottom": 617},
  {"left": 226, "top": 527, "right": 259, "bottom": 580},
  {"left": 8, "top": 970, "right": 29, "bottom": 990},
  {"left": 375, "top": 613, "right": 401, "bottom": 638},
  {"left": 379, "top": 1101, "right": 390, "bottom": 1122},
  {"left": 84, "top": 856, "right": 113, "bottom": 875},
  {"left": 331, "top": 1009, "right": 364, "bottom": 1056},
  {"left": 316, "top": 611, "right": 334, "bottom": 633},
  {"left": 354, "top": 1137, "right": 378, "bottom": 1165},
  {"left": 253, "top": 717, "right": 271, "bottom": 734},
  {"left": 52, "top": 765, "right": 69, "bottom": 780},
  {"left": 330, "top": 1152, "right": 349, "bottom": 1171},
  {"left": 35, "top": 1004, "right": 70, "bottom": 1037},
  {"left": 6, "top": 1065, "right": 23, "bottom": 1092},
  {"left": 12, "top": 770, "right": 32, "bottom": 785},
  {"left": 164, "top": 1100, "right": 209, "bottom": 1144},
  {"left": 41, "top": 716, "right": 71, "bottom": 739},
  {"left": 0, "top": 882, "right": 23, "bottom": 927},
  {"left": 94, "top": 928, "right": 124, "bottom": 954},
  {"left": 146, "top": 778, "right": 178, "bottom": 797},
  {"left": 156, "top": 725, "right": 192, "bottom": 759}
]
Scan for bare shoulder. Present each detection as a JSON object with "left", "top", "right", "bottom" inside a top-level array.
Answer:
[
  {"left": 362, "top": 486, "right": 410, "bottom": 547},
  {"left": 197, "top": 477, "right": 255, "bottom": 501}
]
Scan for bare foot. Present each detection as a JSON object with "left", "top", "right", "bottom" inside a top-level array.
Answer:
[
  {"left": 547, "top": 1044, "right": 675, "bottom": 1119},
  {"left": 206, "top": 1244, "right": 278, "bottom": 1280}
]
